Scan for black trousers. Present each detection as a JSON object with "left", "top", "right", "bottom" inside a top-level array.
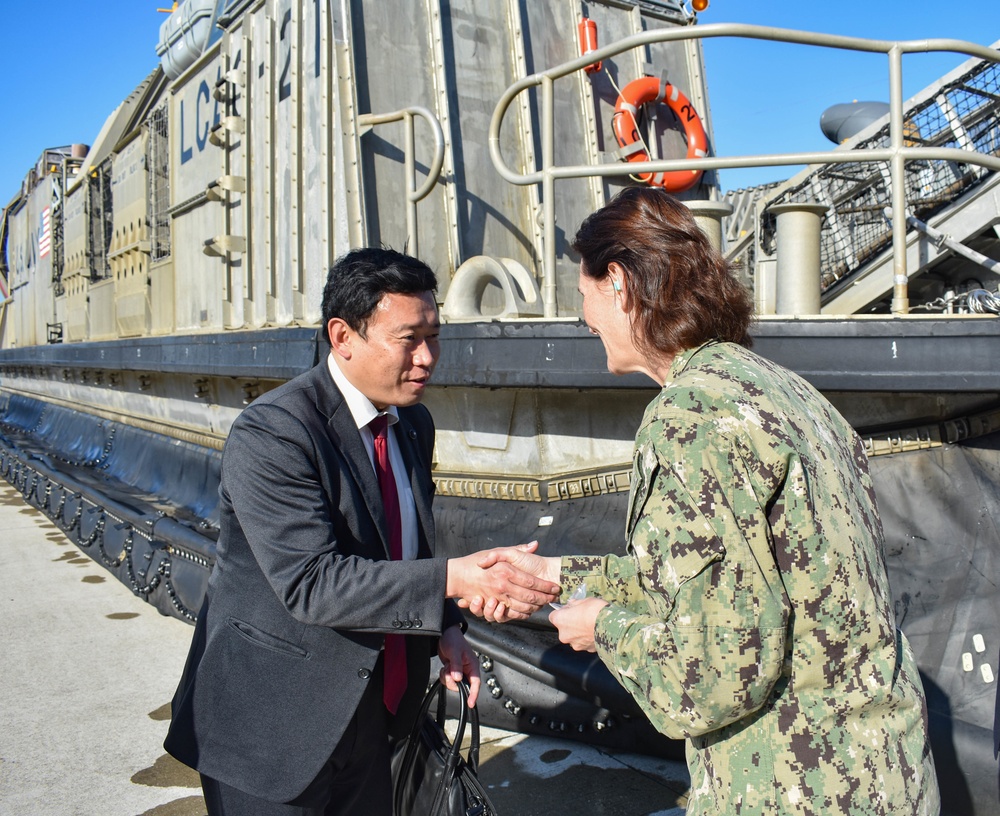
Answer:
[{"left": 201, "top": 657, "right": 393, "bottom": 816}]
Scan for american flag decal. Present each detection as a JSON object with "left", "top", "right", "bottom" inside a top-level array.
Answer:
[{"left": 38, "top": 207, "right": 51, "bottom": 258}]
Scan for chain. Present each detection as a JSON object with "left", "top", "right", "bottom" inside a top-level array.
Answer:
[{"left": 911, "top": 287, "right": 1000, "bottom": 314}]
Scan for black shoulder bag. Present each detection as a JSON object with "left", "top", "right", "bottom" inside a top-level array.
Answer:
[{"left": 391, "top": 679, "right": 498, "bottom": 816}]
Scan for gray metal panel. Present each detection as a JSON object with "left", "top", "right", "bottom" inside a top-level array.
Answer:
[
  {"left": 430, "top": 317, "right": 1000, "bottom": 393},
  {"left": 220, "top": 26, "right": 247, "bottom": 331},
  {"left": 169, "top": 48, "right": 225, "bottom": 204},
  {"left": 6, "top": 175, "right": 56, "bottom": 346},
  {"left": 231, "top": 0, "right": 345, "bottom": 328},
  {"left": 0, "top": 327, "right": 319, "bottom": 379},
  {"left": 299, "top": 0, "right": 331, "bottom": 325},
  {"left": 444, "top": 0, "right": 539, "bottom": 276},
  {"left": 351, "top": 1, "right": 455, "bottom": 280},
  {"left": 5, "top": 318, "right": 998, "bottom": 393},
  {"left": 750, "top": 317, "right": 1000, "bottom": 392},
  {"left": 166, "top": 44, "right": 231, "bottom": 334}
]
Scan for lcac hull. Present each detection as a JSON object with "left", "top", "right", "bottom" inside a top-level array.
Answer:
[{"left": 2, "top": 316, "right": 1000, "bottom": 812}]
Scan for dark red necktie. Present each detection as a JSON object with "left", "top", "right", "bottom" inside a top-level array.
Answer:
[{"left": 370, "top": 415, "right": 407, "bottom": 713}]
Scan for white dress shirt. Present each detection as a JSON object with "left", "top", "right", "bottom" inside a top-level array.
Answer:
[{"left": 327, "top": 353, "right": 418, "bottom": 560}]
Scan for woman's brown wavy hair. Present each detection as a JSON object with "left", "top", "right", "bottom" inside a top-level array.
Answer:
[{"left": 572, "top": 187, "right": 753, "bottom": 357}]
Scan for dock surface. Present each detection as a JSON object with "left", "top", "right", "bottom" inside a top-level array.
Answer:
[{"left": 0, "top": 480, "right": 689, "bottom": 815}]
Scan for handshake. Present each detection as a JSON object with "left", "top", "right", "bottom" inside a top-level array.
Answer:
[
  {"left": 445, "top": 541, "right": 561, "bottom": 622},
  {"left": 446, "top": 541, "right": 608, "bottom": 652}
]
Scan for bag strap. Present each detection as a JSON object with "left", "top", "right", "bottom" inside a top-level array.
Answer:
[
  {"left": 426, "top": 678, "right": 481, "bottom": 769},
  {"left": 429, "top": 680, "right": 465, "bottom": 815},
  {"left": 465, "top": 684, "right": 481, "bottom": 774},
  {"left": 395, "top": 678, "right": 484, "bottom": 816}
]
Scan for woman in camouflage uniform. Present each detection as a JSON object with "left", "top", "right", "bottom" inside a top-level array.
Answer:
[{"left": 477, "top": 187, "right": 940, "bottom": 814}]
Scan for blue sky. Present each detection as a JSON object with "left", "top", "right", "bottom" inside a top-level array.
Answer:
[
  {"left": 698, "top": 1, "right": 997, "bottom": 190},
  {"left": 0, "top": 0, "right": 995, "bottom": 202}
]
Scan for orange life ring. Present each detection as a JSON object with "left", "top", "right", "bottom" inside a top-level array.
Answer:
[{"left": 612, "top": 76, "right": 708, "bottom": 193}]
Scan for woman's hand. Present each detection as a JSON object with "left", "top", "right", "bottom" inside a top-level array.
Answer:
[
  {"left": 548, "top": 597, "right": 608, "bottom": 652},
  {"left": 446, "top": 541, "right": 561, "bottom": 621},
  {"left": 458, "top": 542, "right": 561, "bottom": 623}
]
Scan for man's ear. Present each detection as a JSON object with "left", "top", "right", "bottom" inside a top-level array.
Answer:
[{"left": 327, "top": 318, "right": 353, "bottom": 360}]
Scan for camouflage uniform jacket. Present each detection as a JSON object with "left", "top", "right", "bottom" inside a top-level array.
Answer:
[{"left": 561, "top": 341, "right": 939, "bottom": 815}]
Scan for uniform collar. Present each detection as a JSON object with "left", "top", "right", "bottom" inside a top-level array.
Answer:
[{"left": 663, "top": 340, "right": 720, "bottom": 386}]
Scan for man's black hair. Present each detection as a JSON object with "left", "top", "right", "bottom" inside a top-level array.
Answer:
[{"left": 321, "top": 247, "right": 437, "bottom": 342}]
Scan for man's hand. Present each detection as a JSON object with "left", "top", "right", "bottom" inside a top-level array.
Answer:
[
  {"left": 438, "top": 625, "right": 481, "bottom": 707},
  {"left": 548, "top": 597, "right": 608, "bottom": 652},
  {"left": 461, "top": 543, "right": 562, "bottom": 622},
  {"left": 446, "top": 542, "right": 561, "bottom": 621}
]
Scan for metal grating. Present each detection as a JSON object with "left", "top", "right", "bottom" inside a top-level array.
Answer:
[
  {"left": 87, "top": 159, "right": 113, "bottom": 280},
  {"left": 761, "top": 57, "right": 1000, "bottom": 294},
  {"left": 51, "top": 180, "right": 65, "bottom": 296},
  {"left": 147, "top": 105, "right": 171, "bottom": 262}
]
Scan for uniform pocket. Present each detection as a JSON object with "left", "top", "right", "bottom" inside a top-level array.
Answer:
[{"left": 625, "top": 447, "right": 659, "bottom": 542}]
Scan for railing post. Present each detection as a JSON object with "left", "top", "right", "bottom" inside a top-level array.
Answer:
[
  {"left": 356, "top": 106, "right": 445, "bottom": 265},
  {"left": 541, "top": 76, "right": 557, "bottom": 318},
  {"left": 888, "top": 44, "right": 910, "bottom": 315},
  {"left": 404, "top": 110, "right": 418, "bottom": 258}
]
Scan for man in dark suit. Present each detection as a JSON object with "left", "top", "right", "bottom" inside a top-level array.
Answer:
[{"left": 165, "top": 247, "right": 560, "bottom": 815}]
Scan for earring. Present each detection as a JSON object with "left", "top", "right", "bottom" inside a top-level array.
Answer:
[{"left": 613, "top": 281, "right": 622, "bottom": 292}]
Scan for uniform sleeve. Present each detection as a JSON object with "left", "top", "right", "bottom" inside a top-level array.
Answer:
[
  {"left": 591, "top": 417, "right": 791, "bottom": 740},
  {"left": 559, "top": 554, "right": 646, "bottom": 607}
]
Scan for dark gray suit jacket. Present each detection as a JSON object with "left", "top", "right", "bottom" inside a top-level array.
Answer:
[{"left": 165, "top": 361, "right": 462, "bottom": 801}]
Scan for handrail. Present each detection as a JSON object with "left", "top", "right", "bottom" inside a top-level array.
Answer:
[
  {"left": 489, "top": 23, "right": 1000, "bottom": 316},
  {"left": 887, "top": 206, "right": 1000, "bottom": 276},
  {"left": 358, "top": 106, "right": 445, "bottom": 259},
  {"left": 722, "top": 226, "right": 756, "bottom": 267}
]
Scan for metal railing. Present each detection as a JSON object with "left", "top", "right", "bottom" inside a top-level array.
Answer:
[
  {"left": 489, "top": 23, "right": 1000, "bottom": 316},
  {"left": 358, "top": 106, "right": 445, "bottom": 261},
  {"left": 764, "top": 55, "right": 1000, "bottom": 301}
]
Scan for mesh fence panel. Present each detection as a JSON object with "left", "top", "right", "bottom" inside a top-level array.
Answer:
[
  {"left": 761, "top": 58, "right": 1000, "bottom": 293},
  {"left": 147, "top": 105, "right": 171, "bottom": 262}
]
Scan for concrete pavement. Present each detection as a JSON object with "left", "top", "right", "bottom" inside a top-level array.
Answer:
[{"left": 0, "top": 479, "right": 690, "bottom": 815}]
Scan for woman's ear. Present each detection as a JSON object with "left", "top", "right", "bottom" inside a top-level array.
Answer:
[{"left": 608, "top": 262, "right": 631, "bottom": 310}]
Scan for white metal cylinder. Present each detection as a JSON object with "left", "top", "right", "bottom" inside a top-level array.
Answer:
[
  {"left": 684, "top": 200, "right": 734, "bottom": 253},
  {"left": 770, "top": 202, "right": 828, "bottom": 315}
]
